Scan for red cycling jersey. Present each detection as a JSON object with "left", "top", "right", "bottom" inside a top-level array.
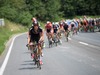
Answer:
[{"left": 45, "top": 23, "right": 52, "bottom": 29}]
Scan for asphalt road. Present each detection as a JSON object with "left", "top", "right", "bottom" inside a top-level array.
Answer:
[{"left": 0, "top": 32, "right": 100, "bottom": 75}]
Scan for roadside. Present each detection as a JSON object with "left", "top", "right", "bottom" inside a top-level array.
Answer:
[
  {"left": 0, "top": 19, "right": 28, "bottom": 55},
  {"left": 0, "top": 33, "right": 27, "bottom": 68},
  {"left": 0, "top": 34, "right": 14, "bottom": 68}
]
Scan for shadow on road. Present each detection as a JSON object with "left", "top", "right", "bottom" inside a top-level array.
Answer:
[
  {"left": 24, "top": 60, "right": 33, "bottom": 62},
  {"left": 19, "top": 60, "right": 38, "bottom": 70},
  {"left": 21, "top": 63, "right": 34, "bottom": 66},
  {"left": 19, "top": 67, "right": 37, "bottom": 70}
]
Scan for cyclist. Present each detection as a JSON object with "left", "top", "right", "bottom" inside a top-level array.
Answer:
[
  {"left": 45, "top": 21, "right": 54, "bottom": 42},
  {"left": 58, "top": 21, "right": 65, "bottom": 38},
  {"left": 59, "top": 21, "right": 64, "bottom": 33},
  {"left": 79, "top": 18, "right": 84, "bottom": 32},
  {"left": 52, "top": 22, "right": 62, "bottom": 43},
  {"left": 73, "top": 19, "right": 79, "bottom": 34},
  {"left": 83, "top": 16, "right": 89, "bottom": 32},
  {"left": 63, "top": 22, "right": 69, "bottom": 40},
  {"left": 70, "top": 21, "right": 75, "bottom": 35},
  {"left": 52, "top": 22, "right": 59, "bottom": 34},
  {"left": 28, "top": 21, "right": 44, "bottom": 64}
]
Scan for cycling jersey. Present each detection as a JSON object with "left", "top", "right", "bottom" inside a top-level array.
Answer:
[
  {"left": 63, "top": 23, "right": 69, "bottom": 31},
  {"left": 45, "top": 23, "right": 52, "bottom": 33},
  {"left": 92, "top": 19, "right": 95, "bottom": 26},
  {"left": 59, "top": 24, "right": 63, "bottom": 28},
  {"left": 29, "top": 27, "right": 43, "bottom": 43},
  {"left": 53, "top": 24, "right": 58, "bottom": 33},
  {"left": 45, "top": 24, "right": 52, "bottom": 29},
  {"left": 83, "top": 19, "right": 88, "bottom": 26}
]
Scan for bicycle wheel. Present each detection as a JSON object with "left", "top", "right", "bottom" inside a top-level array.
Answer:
[
  {"left": 65, "top": 32, "right": 68, "bottom": 42},
  {"left": 66, "top": 35, "right": 68, "bottom": 42},
  {"left": 33, "top": 54, "right": 37, "bottom": 65},
  {"left": 34, "top": 57, "right": 36, "bottom": 65},
  {"left": 49, "top": 41, "right": 51, "bottom": 48},
  {"left": 55, "top": 41, "right": 57, "bottom": 46},
  {"left": 38, "top": 61, "right": 41, "bottom": 69},
  {"left": 49, "top": 40, "right": 52, "bottom": 48},
  {"left": 36, "top": 57, "right": 41, "bottom": 69}
]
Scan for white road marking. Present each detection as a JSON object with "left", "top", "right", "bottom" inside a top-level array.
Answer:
[
  {"left": 68, "top": 37, "right": 72, "bottom": 40},
  {"left": 96, "top": 32, "right": 100, "bottom": 34},
  {"left": 79, "top": 41, "right": 100, "bottom": 49},
  {"left": 79, "top": 41, "right": 88, "bottom": 45},
  {"left": 58, "top": 46, "right": 70, "bottom": 49},
  {"left": 0, "top": 33, "right": 25, "bottom": 75}
]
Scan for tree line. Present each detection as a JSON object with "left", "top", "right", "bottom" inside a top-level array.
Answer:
[{"left": 0, "top": 0, "right": 100, "bottom": 26}]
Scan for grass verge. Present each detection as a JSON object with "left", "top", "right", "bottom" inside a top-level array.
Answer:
[{"left": 0, "top": 19, "right": 28, "bottom": 55}]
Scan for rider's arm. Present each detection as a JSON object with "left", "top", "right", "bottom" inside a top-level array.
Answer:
[
  {"left": 51, "top": 25, "right": 54, "bottom": 33},
  {"left": 39, "top": 29, "right": 44, "bottom": 42},
  {"left": 28, "top": 31, "right": 31, "bottom": 44}
]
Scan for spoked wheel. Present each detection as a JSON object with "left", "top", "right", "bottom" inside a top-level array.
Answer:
[
  {"left": 66, "top": 37, "right": 68, "bottom": 42},
  {"left": 58, "top": 39, "right": 61, "bottom": 45},
  {"left": 66, "top": 32, "right": 69, "bottom": 42},
  {"left": 49, "top": 40, "right": 52, "bottom": 48},
  {"left": 56, "top": 42, "right": 57, "bottom": 46},
  {"left": 38, "top": 61, "right": 41, "bottom": 69},
  {"left": 65, "top": 34, "right": 68, "bottom": 42},
  {"left": 66, "top": 34, "right": 69, "bottom": 42},
  {"left": 37, "top": 61, "right": 41, "bottom": 69},
  {"left": 33, "top": 56, "right": 37, "bottom": 65},
  {"left": 53, "top": 39, "right": 57, "bottom": 46},
  {"left": 53, "top": 34, "right": 58, "bottom": 46},
  {"left": 37, "top": 55, "right": 42, "bottom": 69}
]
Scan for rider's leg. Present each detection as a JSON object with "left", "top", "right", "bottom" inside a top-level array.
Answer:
[
  {"left": 29, "top": 42, "right": 35, "bottom": 58},
  {"left": 46, "top": 32, "right": 49, "bottom": 39},
  {"left": 38, "top": 44, "right": 43, "bottom": 64}
]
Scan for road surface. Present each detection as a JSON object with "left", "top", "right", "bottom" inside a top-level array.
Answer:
[{"left": 0, "top": 32, "right": 100, "bottom": 75}]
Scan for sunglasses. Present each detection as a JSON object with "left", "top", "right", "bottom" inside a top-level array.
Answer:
[{"left": 34, "top": 25, "right": 38, "bottom": 26}]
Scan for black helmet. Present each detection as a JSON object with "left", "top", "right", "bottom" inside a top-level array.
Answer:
[{"left": 32, "top": 21, "right": 39, "bottom": 26}]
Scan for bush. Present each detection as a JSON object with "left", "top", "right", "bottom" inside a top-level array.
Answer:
[
  {"left": 0, "top": 6, "right": 17, "bottom": 21},
  {"left": 17, "top": 12, "right": 32, "bottom": 26}
]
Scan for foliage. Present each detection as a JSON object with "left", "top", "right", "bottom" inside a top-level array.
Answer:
[
  {"left": 0, "top": 19, "right": 27, "bottom": 54},
  {"left": 17, "top": 11, "right": 32, "bottom": 26},
  {"left": 0, "top": 0, "right": 100, "bottom": 26}
]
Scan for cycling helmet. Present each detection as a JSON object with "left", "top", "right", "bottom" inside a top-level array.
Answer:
[
  {"left": 33, "top": 21, "right": 39, "bottom": 26},
  {"left": 32, "top": 17, "right": 37, "bottom": 22}
]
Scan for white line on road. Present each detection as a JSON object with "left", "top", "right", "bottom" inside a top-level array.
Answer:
[
  {"left": 0, "top": 33, "right": 25, "bottom": 75},
  {"left": 68, "top": 37, "right": 72, "bottom": 40},
  {"left": 79, "top": 41, "right": 89, "bottom": 45},
  {"left": 58, "top": 46, "right": 70, "bottom": 49},
  {"left": 79, "top": 41, "right": 100, "bottom": 49}
]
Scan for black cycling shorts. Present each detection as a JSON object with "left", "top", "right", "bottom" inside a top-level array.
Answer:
[
  {"left": 47, "top": 29, "right": 51, "bottom": 33},
  {"left": 54, "top": 29, "right": 58, "bottom": 33},
  {"left": 30, "top": 38, "right": 39, "bottom": 43}
]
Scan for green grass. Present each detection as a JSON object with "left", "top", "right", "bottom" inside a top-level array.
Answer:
[{"left": 0, "top": 19, "right": 28, "bottom": 55}]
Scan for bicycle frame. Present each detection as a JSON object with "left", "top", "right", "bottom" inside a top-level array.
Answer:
[{"left": 30, "top": 43, "right": 42, "bottom": 69}]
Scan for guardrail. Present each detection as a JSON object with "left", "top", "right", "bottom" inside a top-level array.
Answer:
[{"left": 0, "top": 19, "right": 5, "bottom": 26}]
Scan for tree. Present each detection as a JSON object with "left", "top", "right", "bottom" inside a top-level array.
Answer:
[
  {"left": 60, "top": 0, "right": 76, "bottom": 17},
  {"left": 0, "top": 0, "right": 100, "bottom": 25},
  {"left": 0, "top": 5, "right": 17, "bottom": 21},
  {"left": 17, "top": 11, "right": 32, "bottom": 26},
  {"left": 44, "top": 0, "right": 61, "bottom": 21}
]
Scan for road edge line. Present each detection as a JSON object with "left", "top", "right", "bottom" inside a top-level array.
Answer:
[
  {"left": 79, "top": 41, "right": 88, "bottom": 45},
  {"left": 0, "top": 33, "right": 26, "bottom": 75}
]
